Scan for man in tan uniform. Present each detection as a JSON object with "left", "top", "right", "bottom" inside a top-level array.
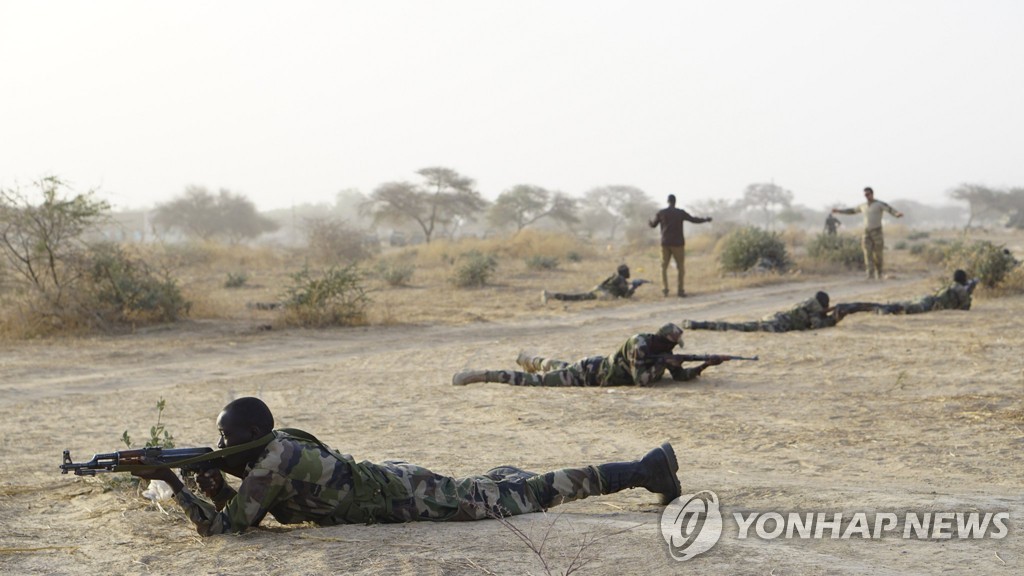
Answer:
[{"left": 832, "top": 187, "right": 903, "bottom": 279}]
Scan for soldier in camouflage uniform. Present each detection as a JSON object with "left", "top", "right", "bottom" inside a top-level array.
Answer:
[
  {"left": 831, "top": 187, "right": 904, "bottom": 280},
  {"left": 451, "top": 323, "right": 724, "bottom": 387},
  {"left": 877, "top": 270, "right": 978, "bottom": 315},
  {"left": 684, "top": 292, "right": 840, "bottom": 332},
  {"left": 132, "top": 397, "right": 682, "bottom": 536},
  {"left": 542, "top": 264, "right": 647, "bottom": 304}
]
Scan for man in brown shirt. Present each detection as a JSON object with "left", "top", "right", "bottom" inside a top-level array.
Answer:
[{"left": 648, "top": 194, "right": 712, "bottom": 297}]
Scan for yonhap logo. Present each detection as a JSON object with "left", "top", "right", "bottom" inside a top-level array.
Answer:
[{"left": 660, "top": 490, "right": 723, "bottom": 561}]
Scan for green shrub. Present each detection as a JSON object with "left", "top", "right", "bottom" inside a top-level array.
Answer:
[
  {"left": 907, "top": 231, "right": 930, "bottom": 241},
  {"left": 909, "top": 244, "right": 926, "bottom": 256},
  {"left": 805, "top": 233, "right": 864, "bottom": 269},
  {"left": 893, "top": 240, "right": 908, "bottom": 250},
  {"left": 937, "top": 240, "right": 1018, "bottom": 287},
  {"left": 281, "top": 265, "right": 370, "bottom": 327},
  {"left": 717, "top": 227, "right": 790, "bottom": 273},
  {"left": 88, "top": 243, "right": 191, "bottom": 323},
  {"left": 452, "top": 251, "right": 497, "bottom": 287},
  {"left": 122, "top": 397, "right": 175, "bottom": 449},
  {"left": 525, "top": 255, "right": 559, "bottom": 271},
  {"left": 225, "top": 272, "right": 249, "bottom": 288},
  {"left": 566, "top": 251, "right": 583, "bottom": 263},
  {"left": 376, "top": 260, "right": 415, "bottom": 287}
]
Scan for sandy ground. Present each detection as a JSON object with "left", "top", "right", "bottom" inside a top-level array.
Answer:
[{"left": 1, "top": 271, "right": 1021, "bottom": 575}]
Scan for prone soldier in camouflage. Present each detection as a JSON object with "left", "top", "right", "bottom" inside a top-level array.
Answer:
[
  {"left": 542, "top": 264, "right": 646, "bottom": 304},
  {"left": 451, "top": 323, "right": 724, "bottom": 387},
  {"left": 684, "top": 291, "right": 840, "bottom": 333},
  {"left": 131, "top": 398, "right": 682, "bottom": 536},
  {"left": 877, "top": 269, "right": 978, "bottom": 315}
]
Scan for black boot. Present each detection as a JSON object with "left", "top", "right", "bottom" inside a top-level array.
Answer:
[{"left": 597, "top": 442, "right": 682, "bottom": 505}]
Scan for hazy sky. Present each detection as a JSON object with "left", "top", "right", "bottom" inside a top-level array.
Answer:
[{"left": 3, "top": 1, "right": 1022, "bottom": 212}]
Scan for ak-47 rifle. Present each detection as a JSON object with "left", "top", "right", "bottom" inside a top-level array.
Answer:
[
  {"left": 60, "top": 433, "right": 276, "bottom": 477},
  {"left": 60, "top": 446, "right": 220, "bottom": 477},
  {"left": 656, "top": 353, "right": 759, "bottom": 366},
  {"left": 630, "top": 278, "right": 652, "bottom": 289}
]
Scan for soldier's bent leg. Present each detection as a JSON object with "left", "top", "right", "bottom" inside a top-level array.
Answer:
[{"left": 516, "top": 353, "right": 569, "bottom": 373}]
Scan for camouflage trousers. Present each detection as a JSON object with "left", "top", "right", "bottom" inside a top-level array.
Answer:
[
  {"left": 550, "top": 290, "right": 600, "bottom": 301},
  {"left": 879, "top": 295, "right": 936, "bottom": 315},
  {"left": 685, "top": 319, "right": 791, "bottom": 333},
  {"left": 862, "top": 227, "right": 885, "bottom": 279},
  {"left": 482, "top": 354, "right": 607, "bottom": 386},
  {"left": 372, "top": 461, "right": 604, "bottom": 522}
]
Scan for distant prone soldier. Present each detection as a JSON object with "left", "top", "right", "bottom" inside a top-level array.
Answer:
[
  {"left": 452, "top": 323, "right": 752, "bottom": 387},
  {"left": 542, "top": 264, "right": 650, "bottom": 304},
  {"left": 684, "top": 291, "right": 873, "bottom": 332}
]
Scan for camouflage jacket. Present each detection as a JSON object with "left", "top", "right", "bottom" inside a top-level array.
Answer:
[
  {"left": 599, "top": 333, "right": 701, "bottom": 386},
  {"left": 174, "top": 430, "right": 405, "bottom": 535},
  {"left": 932, "top": 282, "right": 972, "bottom": 311},
  {"left": 596, "top": 273, "right": 633, "bottom": 298},
  {"left": 766, "top": 297, "right": 835, "bottom": 330}
]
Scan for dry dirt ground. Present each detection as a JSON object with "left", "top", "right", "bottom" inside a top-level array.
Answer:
[{"left": 1, "top": 269, "right": 1021, "bottom": 575}]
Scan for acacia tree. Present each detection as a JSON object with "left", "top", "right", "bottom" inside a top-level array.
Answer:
[
  {"left": 949, "top": 183, "right": 1004, "bottom": 230},
  {"left": 0, "top": 176, "right": 109, "bottom": 312},
  {"left": 362, "top": 167, "right": 486, "bottom": 243},
  {"left": 581, "top": 185, "right": 657, "bottom": 241},
  {"left": 152, "top": 186, "right": 278, "bottom": 242},
  {"left": 741, "top": 182, "right": 793, "bottom": 230},
  {"left": 487, "top": 185, "right": 578, "bottom": 233}
]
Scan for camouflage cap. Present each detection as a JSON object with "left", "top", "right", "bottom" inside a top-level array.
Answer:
[{"left": 656, "top": 323, "right": 683, "bottom": 343}]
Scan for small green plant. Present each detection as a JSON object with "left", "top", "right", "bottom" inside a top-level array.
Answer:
[
  {"left": 907, "top": 231, "right": 930, "bottom": 241},
  {"left": 224, "top": 272, "right": 249, "bottom": 288},
  {"left": 122, "top": 397, "right": 175, "bottom": 449},
  {"left": 717, "top": 227, "right": 790, "bottom": 273},
  {"left": 566, "top": 251, "right": 582, "bottom": 263},
  {"left": 525, "top": 255, "right": 559, "bottom": 271},
  {"left": 893, "top": 240, "right": 908, "bottom": 250},
  {"left": 909, "top": 243, "right": 926, "bottom": 256},
  {"left": 452, "top": 251, "right": 497, "bottom": 287},
  {"left": 281, "top": 265, "right": 371, "bottom": 327},
  {"left": 376, "top": 260, "right": 415, "bottom": 287}
]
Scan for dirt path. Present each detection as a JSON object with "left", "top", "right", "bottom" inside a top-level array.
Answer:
[{"left": 1, "top": 272, "right": 1020, "bottom": 575}]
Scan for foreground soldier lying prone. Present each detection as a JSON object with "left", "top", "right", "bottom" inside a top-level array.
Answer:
[{"left": 65, "top": 398, "right": 683, "bottom": 536}]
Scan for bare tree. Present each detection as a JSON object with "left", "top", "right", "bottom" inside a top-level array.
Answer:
[
  {"left": 0, "top": 176, "right": 109, "bottom": 312},
  {"left": 487, "top": 185, "right": 579, "bottom": 233},
  {"left": 362, "top": 167, "right": 487, "bottom": 243}
]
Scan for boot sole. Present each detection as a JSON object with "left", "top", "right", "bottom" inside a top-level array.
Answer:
[{"left": 658, "top": 442, "right": 682, "bottom": 505}]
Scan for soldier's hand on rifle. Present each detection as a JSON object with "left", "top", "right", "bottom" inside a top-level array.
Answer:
[{"left": 196, "top": 469, "right": 225, "bottom": 498}]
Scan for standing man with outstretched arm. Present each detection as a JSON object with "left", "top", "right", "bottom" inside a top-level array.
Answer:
[
  {"left": 648, "top": 194, "right": 712, "bottom": 297},
  {"left": 832, "top": 187, "right": 903, "bottom": 280}
]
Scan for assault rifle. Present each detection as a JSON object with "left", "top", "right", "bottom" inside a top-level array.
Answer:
[
  {"left": 655, "top": 353, "right": 759, "bottom": 366},
  {"left": 631, "top": 278, "right": 652, "bottom": 289},
  {"left": 60, "top": 446, "right": 220, "bottom": 477},
  {"left": 60, "top": 433, "right": 276, "bottom": 477},
  {"left": 965, "top": 278, "right": 980, "bottom": 295}
]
